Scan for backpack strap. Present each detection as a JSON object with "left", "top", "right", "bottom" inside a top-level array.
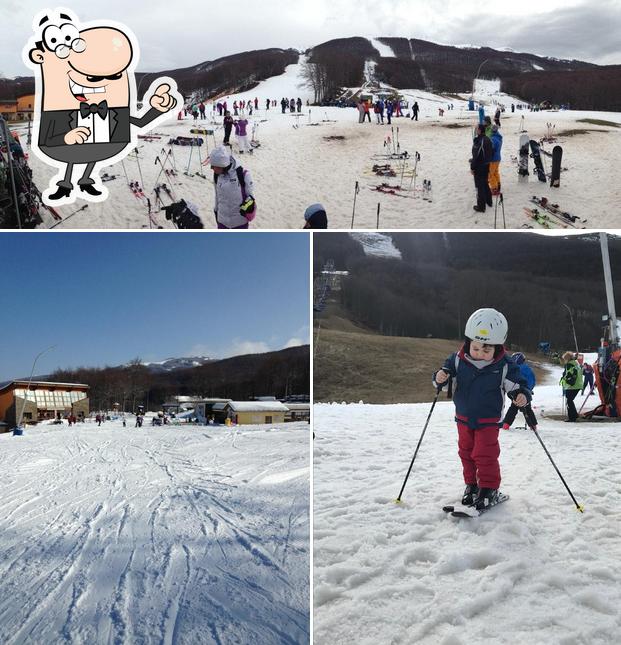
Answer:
[{"left": 236, "top": 166, "right": 248, "bottom": 200}]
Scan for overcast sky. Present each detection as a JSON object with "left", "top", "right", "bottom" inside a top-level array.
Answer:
[{"left": 2, "top": 0, "right": 620, "bottom": 78}]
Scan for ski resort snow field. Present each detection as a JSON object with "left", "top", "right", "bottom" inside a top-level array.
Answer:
[
  {"left": 21, "top": 66, "right": 621, "bottom": 229},
  {"left": 314, "top": 361, "right": 621, "bottom": 644},
  {"left": 0, "top": 419, "right": 310, "bottom": 644}
]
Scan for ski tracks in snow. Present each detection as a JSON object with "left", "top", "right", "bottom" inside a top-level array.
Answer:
[
  {"left": 0, "top": 421, "right": 309, "bottom": 643},
  {"left": 314, "top": 403, "right": 621, "bottom": 645}
]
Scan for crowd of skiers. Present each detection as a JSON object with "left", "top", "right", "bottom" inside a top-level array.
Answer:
[
  {"left": 356, "top": 98, "right": 412, "bottom": 125},
  {"left": 470, "top": 108, "right": 504, "bottom": 212}
]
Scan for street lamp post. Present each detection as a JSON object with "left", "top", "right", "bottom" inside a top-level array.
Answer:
[
  {"left": 16, "top": 345, "right": 56, "bottom": 429},
  {"left": 561, "top": 304, "right": 579, "bottom": 355}
]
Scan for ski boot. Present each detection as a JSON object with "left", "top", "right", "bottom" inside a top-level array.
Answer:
[
  {"left": 473, "top": 488, "right": 499, "bottom": 510},
  {"left": 462, "top": 483, "right": 479, "bottom": 506}
]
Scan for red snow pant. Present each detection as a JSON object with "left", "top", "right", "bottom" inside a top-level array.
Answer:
[{"left": 457, "top": 421, "right": 501, "bottom": 489}]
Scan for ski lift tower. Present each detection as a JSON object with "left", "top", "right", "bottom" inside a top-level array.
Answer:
[{"left": 599, "top": 232, "right": 619, "bottom": 366}]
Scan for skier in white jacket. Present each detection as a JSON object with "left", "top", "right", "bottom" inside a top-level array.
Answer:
[{"left": 208, "top": 145, "right": 256, "bottom": 229}]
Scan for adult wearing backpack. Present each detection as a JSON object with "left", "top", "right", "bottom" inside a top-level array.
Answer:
[
  {"left": 560, "top": 351, "right": 583, "bottom": 422},
  {"left": 470, "top": 123, "right": 493, "bottom": 212},
  {"left": 208, "top": 146, "right": 256, "bottom": 229}
]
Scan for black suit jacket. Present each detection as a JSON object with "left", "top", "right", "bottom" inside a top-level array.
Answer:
[{"left": 38, "top": 106, "right": 162, "bottom": 147}]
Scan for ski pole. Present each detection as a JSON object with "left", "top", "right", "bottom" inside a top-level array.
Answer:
[
  {"left": 500, "top": 192, "right": 506, "bottom": 228},
  {"left": 153, "top": 155, "right": 166, "bottom": 187},
  {"left": 523, "top": 406, "right": 584, "bottom": 512},
  {"left": 408, "top": 152, "right": 420, "bottom": 192},
  {"left": 350, "top": 181, "right": 359, "bottom": 229},
  {"left": 578, "top": 389, "right": 594, "bottom": 415},
  {"left": 185, "top": 142, "right": 194, "bottom": 175},
  {"left": 395, "top": 387, "right": 442, "bottom": 503},
  {"left": 376, "top": 202, "right": 381, "bottom": 229},
  {"left": 135, "top": 148, "right": 146, "bottom": 193},
  {"left": 49, "top": 204, "right": 88, "bottom": 229}
]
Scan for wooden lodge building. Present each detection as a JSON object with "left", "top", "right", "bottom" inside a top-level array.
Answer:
[{"left": 0, "top": 380, "right": 89, "bottom": 430}]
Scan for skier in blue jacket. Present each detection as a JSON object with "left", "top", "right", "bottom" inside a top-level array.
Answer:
[
  {"left": 434, "top": 309, "right": 531, "bottom": 510},
  {"left": 488, "top": 124, "right": 503, "bottom": 195},
  {"left": 502, "top": 352, "right": 536, "bottom": 429}
]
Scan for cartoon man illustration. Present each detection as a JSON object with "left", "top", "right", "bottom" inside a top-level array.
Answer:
[{"left": 24, "top": 8, "right": 181, "bottom": 204}]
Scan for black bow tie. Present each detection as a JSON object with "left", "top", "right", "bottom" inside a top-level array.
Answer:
[{"left": 79, "top": 100, "right": 108, "bottom": 120}]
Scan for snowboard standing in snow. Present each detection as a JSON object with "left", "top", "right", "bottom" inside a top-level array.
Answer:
[
  {"left": 550, "top": 146, "right": 563, "bottom": 187},
  {"left": 518, "top": 134, "right": 529, "bottom": 178},
  {"left": 529, "top": 140, "right": 547, "bottom": 182}
]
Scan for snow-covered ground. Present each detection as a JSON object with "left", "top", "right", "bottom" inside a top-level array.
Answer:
[
  {"left": 0, "top": 418, "right": 309, "bottom": 643},
  {"left": 370, "top": 39, "right": 396, "bottom": 58},
  {"left": 314, "top": 355, "right": 621, "bottom": 644},
  {"left": 18, "top": 65, "right": 621, "bottom": 229}
]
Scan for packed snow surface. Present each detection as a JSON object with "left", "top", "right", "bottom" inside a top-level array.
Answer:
[
  {"left": 19, "top": 61, "right": 621, "bottom": 229},
  {"left": 314, "top": 356, "right": 621, "bottom": 644},
  {"left": 370, "top": 39, "right": 396, "bottom": 58},
  {"left": 0, "top": 419, "right": 309, "bottom": 643},
  {"left": 350, "top": 232, "right": 402, "bottom": 259}
]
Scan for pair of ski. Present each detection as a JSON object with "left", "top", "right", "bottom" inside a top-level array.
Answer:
[
  {"left": 531, "top": 197, "right": 585, "bottom": 225},
  {"left": 129, "top": 181, "right": 146, "bottom": 200},
  {"left": 442, "top": 492, "right": 509, "bottom": 518},
  {"left": 129, "top": 181, "right": 160, "bottom": 228},
  {"left": 369, "top": 184, "right": 414, "bottom": 199},
  {"left": 371, "top": 153, "right": 410, "bottom": 161},
  {"left": 154, "top": 183, "right": 173, "bottom": 201},
  {"left": 524, "top": 207, "right": 559, "bottom": 229}
]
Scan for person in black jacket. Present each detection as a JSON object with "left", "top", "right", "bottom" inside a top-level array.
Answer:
[
  {"left": 223, "top": 111, "right": 234, "bottom": 146},
  {"left": 470, "top": 123, "right": 493, "bottom": 212}
]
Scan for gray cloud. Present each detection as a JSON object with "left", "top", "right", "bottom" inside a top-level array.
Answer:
[
  {"left": 1, "top": 0, "right": 619, "bottom": 78},
  {"left": 437, "top": 0, "right": 621, "bottom": 65}
]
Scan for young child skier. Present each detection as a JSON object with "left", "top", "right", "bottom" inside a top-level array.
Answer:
[{"left": 434, "top": 308, "right": 531, "bottom": 510}]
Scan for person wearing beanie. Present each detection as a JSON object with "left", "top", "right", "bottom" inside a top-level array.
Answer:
[
  {"left": 303, "top": 203, "right": 328, "bottom": 229},
  {"left": 560, "top": 351, "right": 583, "bottom": 422},
  {"left": 433, "top": 308, "right": 531, "bottom": 511},
  {"left": 488, "top": 123, "right": 503, "bottom": 196},
  {"left": 208, "top": 145, "right": 256, "bottom": 229}
]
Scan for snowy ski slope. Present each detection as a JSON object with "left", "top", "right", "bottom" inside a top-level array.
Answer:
[
  {"left": 314, "top": 357, "right": 621, "bottom": 644},
  {"left": 18, "top": 59, "right": 621, "bottom": 229},
  {"left": 0, "top": 419, "right": 310, "bottom": 644}
]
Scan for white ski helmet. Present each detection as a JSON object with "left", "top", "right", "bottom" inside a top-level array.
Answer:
[
  {"left": 465, "top": 308, "right": 508, "bottom": 345},
  {"left": 208, "top": 145, "right": 232, "bottom": 168}
]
